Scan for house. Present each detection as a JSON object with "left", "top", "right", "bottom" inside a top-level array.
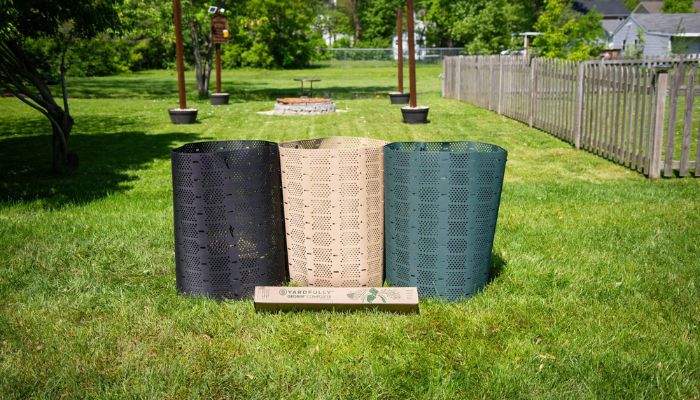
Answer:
[
  {"left": 612, "top": 13, "right": 700, "bottom": 57},
  {"left": 573, "top": 0, "right": 630, "bottom": 46},
  {"left": 573, "top": 0, "right": 630, "bottom": 20},
  {"left": 633, "top": 1, "right": 700, "bottom": 13}
]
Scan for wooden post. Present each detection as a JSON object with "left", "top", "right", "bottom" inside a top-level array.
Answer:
[
  {"left": 488, "top": 56, "right": 494, "bottom": 111},
  {"left": 173, "top": 0, "right": 187, "bottom": 109},
  {"left": 406, "top": 0, "right": 417, "bottom": 108},
  {"left": 498, "top": 56, "right": 503, "bottom": 114},
  {"left": 649, "top": 70, "right": 668, "bottom": 179},
  {"left": 528, "top": 58, "right": 538, "bottom": 128},
  {"left": 456, "top": 57, "right": 462, "bottom": 101},
  {"left": 663, "top": 63, "right": 683, "bottom": 177},
  {"left": 215, "top": 44, "right": 222, "bottom": 93},
  {"left": 397, "top": 7, "right": 404, "bottom": 93},
  {"left": 524, "top": 35, "right": 529, "bottom": 59},
  {"left": 680, "top": 64, "right": 696, "bottom": 177}
]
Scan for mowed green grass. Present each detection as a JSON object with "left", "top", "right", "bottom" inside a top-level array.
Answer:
[{"left": 0, "top": 61, "right": 699, "bottom": 399}]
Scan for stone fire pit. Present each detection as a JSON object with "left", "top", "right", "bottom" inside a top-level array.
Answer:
[{"left": 271, "top": 97, "right": 336, "bottom": 115}]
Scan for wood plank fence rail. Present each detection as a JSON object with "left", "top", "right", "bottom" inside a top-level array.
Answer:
[{"left": 443, "top": 55, "right": 700, "bottom": 178}]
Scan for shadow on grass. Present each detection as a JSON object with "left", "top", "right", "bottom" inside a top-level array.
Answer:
[
  {"left": 227, "top": 85, "right": 396, "bottom": 102},
  {"left": 0, "top": 128, "right": 198, "bottom": 208},
  {"left": 489, "top": 251, "right": 507, "bottom": 283},
  {"left": 61, "top": 78, "right": 395, "bottom": 102}
]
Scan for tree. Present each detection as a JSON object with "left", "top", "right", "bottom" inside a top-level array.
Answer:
[
  {"left": 223, "top": 0, "right": 324, "bottom": 69},
  {"left": 315, "top": 7, "right": 352, "bottom": 46},
  {"left": 423, "top": 0, "right": 457, "bottom": 47},
  {"left": 351, "top": 0, "right": 362, "bottom": 43},
  {"left": 0, "top": 0, "right": 122, "bottom": 173},
  {"left": 533, "top": 0, "right": 604, "bottom": 61},
  {"left": 118, "top": 0, "right": 174, "bottom": 71},
  {"left": 357, "top": 0, "right": 403, "bottom": 46},
  {"left": 183, "top": 0, "right": 216, "bottom": 98},
  {"left": 422, "top": 0, "right": 543, "bottom": 53},
  {"left": 662, "top": 0, "right": 694, "bottom": 13},
  {"left": 452, "top": 0, "right": 537, "bottom": 54}
]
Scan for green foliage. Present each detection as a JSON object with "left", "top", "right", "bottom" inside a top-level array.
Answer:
[
  {"left": 331, "top": 37, "right": 353, "bottom": 48},
  {"left": 0, "top": 0, "right": 126, "bottom": 73},
  {"left": 533, "top": 0, "right": 604, "bottom": 61},
  {"left": 117, "top": 0, "right": 174, "bottom": 71},
  {"left": 662, "top": 0, "right": 695, "bottom": 13},
  {"left": 357, "top": 0, "right": 402, "bottom": 44},
  {"left": 422, "top": 0, "right": 543, "bottom": 53},
  {"left": 222, "top": 0, "right": 325, "bottom": 69},
  {"left": 423, "top": 0, "right": 458, "bottom": 47},
  {"left": 354, "top": 37, "right": 393, "bottom": 48},
  {"left": 452, "top": 0, "right": 535, "bottom": 54},
  {"left": 1, "top": 0, "right": 122, "bottom": 40},
  {"left": 316, "top": 7, "right": 353, "bottom": 43}
]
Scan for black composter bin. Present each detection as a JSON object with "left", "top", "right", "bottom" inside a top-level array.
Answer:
[{"left": 171, "top": 140, "right": 287, "bottom": 299}]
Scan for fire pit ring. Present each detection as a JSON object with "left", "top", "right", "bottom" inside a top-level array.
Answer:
[{"left": 272, "top": 97, "right": 336, "bottom": 115}]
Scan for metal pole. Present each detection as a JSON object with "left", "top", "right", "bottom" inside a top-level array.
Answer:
[
  {"left": 407, "top": 0, "right": 417, "bottom": 108},
  {"left": 174, "top": 0, "right": 187, "bottom": 109},
  {"left": 397, "top": 7, "right": 404, "bottom": 93},
  {"left": 215, "top": 44, "right": 222, "bottom": 93}
]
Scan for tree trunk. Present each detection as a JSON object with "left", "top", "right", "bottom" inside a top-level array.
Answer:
[
  {"left": 51, "top": 113, "right": 77, "bottom": 174},
  {"left": 189, "top": 19, "right": 213, "bottom": 98},
  {"left": 351, "top": 0, "right": 361, "bottom": 44}
]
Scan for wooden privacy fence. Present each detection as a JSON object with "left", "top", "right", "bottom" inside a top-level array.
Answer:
[{"left": 443, "top": 55, "right": 700, "bottom": 178}]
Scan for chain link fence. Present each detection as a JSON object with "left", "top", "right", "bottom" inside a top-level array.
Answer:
[{"left": 322, "top": 48, "right": 464, "bottom": 63}]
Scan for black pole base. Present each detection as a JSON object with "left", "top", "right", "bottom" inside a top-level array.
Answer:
[
  {"left": 210, "top": 93, "right": 230, "bottom": 105},
  {"left": 169, "top": 108, "right": 198, "bottom": 124},
  {"left": 389, "top": 92, "right": 410, "bottom": 104},
  {"left": 401, "top": 106, "right": 430, "bottom": 124}
]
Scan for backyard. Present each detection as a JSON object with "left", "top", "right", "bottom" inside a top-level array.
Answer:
[{"left": 0, "top": 61, "right": 698, "bottom": 398}]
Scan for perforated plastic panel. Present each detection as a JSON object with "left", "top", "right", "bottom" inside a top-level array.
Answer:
[
  {"left": 279, "top": 137, "right": 387, "bottom": 287},
  {"left": 172, "top": 140, "right": 287, "bottom": 299},
  {"left": 384, "top": 142, "right": 507, "bottom": 300}
]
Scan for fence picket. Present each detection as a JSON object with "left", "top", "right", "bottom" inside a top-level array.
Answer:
[
  {"left": 442, "top": 56, "right": 698, "bottom": 179},
  {"left": 680, "top": 64, "right": 696, "bottom": 177},
  {"left": 664, "top": 64, "right": 684, "bottom": 177},
  {"left": 596, "top": 64, "right": 605, "bottom": 156}
]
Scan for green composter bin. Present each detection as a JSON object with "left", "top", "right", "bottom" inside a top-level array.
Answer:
[{"left": 384, "top": 142, "right": 507, "bottom": 300}]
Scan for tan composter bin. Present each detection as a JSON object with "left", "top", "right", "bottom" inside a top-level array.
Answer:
[{"left": 279, "top": 136, "right": 387, "bottom": 287}]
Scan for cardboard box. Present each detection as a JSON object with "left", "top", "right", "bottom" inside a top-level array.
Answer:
[{"left": 254, "top": 286, "right": 419, "bottom": 314}]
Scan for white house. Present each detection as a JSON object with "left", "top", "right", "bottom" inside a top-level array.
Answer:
[
  {"left": 392, "top": 17, "right": 426, "bottom": 60},
  {"left": 612, "top": 13, "right": 700, "bottom": 57}
]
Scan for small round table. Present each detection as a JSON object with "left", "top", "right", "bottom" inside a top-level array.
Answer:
[{"left": 293, "top": 78, "right": 321, "bottom": 97}]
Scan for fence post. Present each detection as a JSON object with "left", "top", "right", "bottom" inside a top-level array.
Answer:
[
  {"left": 488, "top": 56, "right": 494, "bottom": 111},
  {"left": 529, "top": 58, "right": 538, "bottom": 128},
  {"left": 456, "top": 56, "right": 462, "bottom": 101},
  {"left": 663, "top": 63, "right": 683, "bottom": 177},
  {"left": 649, "top": 70, "right": 668, "bottom": 179},
  {"left": 497, "top": 56, "right": 504, "bottom": 115},
  {"left": 442, "top": 57, "right": 447, "bottom": 98},
  {"left": 574, "top": 62, "right": 585, "bottom": 149}
]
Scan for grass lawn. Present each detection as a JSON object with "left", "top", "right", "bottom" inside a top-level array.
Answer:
[{"left": 0, "top": 61, "right": 699, "bottom": 399}]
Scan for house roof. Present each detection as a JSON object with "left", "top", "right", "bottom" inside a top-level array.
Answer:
[
  {"left": 632, "top": 13, "right": 700, "bottom": 35},
  {"left": 573, "top": 0, "right": 630, "bottom": 17},
  {"left": 601, "top": 19, "right": 624, "bottom": 35},
  {"left": 633, "top": 1, "right": 700, "bottom": 13}
]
